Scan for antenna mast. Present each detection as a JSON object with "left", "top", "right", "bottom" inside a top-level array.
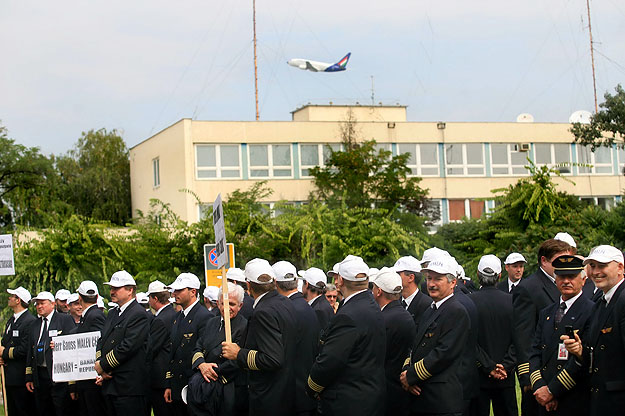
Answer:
[
  {"left": 586, "top": 0, "right": 598, "bottom": 113},
  {"left": 370, "top": 76, "right": 375, "bottom": 105},
  {"left": 253, "top": 0, "right": 260, "bottom": 120}
]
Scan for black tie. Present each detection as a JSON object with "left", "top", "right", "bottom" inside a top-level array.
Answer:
[
  {"left": 431, "top": 302, "right": 437, "bottom": 311},
  {"left": 401, "top": 299, "right": 408, "bottom": 309},
  {"left": 37, "top": 317, "right": 48, "bottom": 366},
  {"left": 509, "top": 284, "right": 515, "bottom": 294},
  {"left": 555, "top": 302, "right": 566, "bottom": 325}
]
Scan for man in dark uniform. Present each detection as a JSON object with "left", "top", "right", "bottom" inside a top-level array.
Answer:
[
  {"left": 25, "top": 291, "right": 76, "bottom": 416},
  {"left": 146, "top": 280, "right": 177, "bottom": 416},
  {"left": 393, "top": 256, "right": 431, "bottom": 325},
  {"left": 307, "top": 255, "right": 386, "bottom": 416},
  {"left": 563, "top": 245, "right": 625, "bottom": 416},
  {"left": 95, "top": 270, "right": 150, "bottom": 416},
  {"left": 372, "top": 267, "right": 415, "bottom": 416},
  {"left": 400, "top": 255, "right": 470, "bottom": 416},
  {"left": 69, "top": 280, "right": 107, "bottom": 416},
  {"left": 0, "top": 287, "right": 36, "bottom": 416},
  {"left": 529, "top": 255, "right": 594, "bottom": 415},
  {"left": 274, "top": 261, "right": 319, "bottom": 416},
  {"left": 226, "top": 268, "right": 254, "bottom": 320},
  {"left": 513, "top": 238, "right": 573, "bottom": 415},
  {"left": 164, "top": 273, "right": 210, "bottom": 416},
  {"left": 54, "top": 289, "right": 71, "bottom": 314},
  {"left": 470, "top": 258, "right": 517, "bottom": 416},
  {"left": 497, "top": 253, "right": 526, "bottom": 293},
  {"left": 301, "top": 267, "right": 334, "bottom": 331},
  {"left": 222, "top": 258, "right": 298, "bottom": 416},
  {"left": 192, "top": 282, "right": 248, "bottom": 416}
]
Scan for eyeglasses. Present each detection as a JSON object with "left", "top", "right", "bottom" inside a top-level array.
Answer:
[{"left": 326, "top": 295, "right": 337, "bottom": 299}]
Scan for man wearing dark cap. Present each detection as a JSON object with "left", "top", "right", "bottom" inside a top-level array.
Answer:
[{"left": 529, "top": 255, "right": 594, "bottom": 415}]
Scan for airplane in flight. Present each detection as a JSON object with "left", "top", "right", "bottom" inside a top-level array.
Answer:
[{"left": 287, "top": 53, "right": 351, "bottom": 72}]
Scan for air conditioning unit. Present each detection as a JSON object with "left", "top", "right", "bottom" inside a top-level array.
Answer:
[{"left": 518, "top": 143, "right": 530, "bottom": 152}]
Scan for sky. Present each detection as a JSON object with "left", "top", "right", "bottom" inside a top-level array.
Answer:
[{"left": 1, "top": 0, "right": 624, "bottom": 155}]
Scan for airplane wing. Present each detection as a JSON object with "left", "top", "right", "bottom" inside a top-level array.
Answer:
[{"left": 305, "top": 61, "right": 319, "bottom": 72}]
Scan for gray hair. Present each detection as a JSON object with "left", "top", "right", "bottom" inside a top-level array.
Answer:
[
  {"left": 218, "top": 282, "right": 244, "bottom": 305},
  {"left": 326, "top": 283, "right": 337, "bottom": 292},
  {"left": 445, "top": 273, "right": 456, "bottom": 283},
  {"left": 477, "top": 269, "right": 499, "bottom": 287}
]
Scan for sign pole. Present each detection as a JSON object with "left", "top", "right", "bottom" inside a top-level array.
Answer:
[
  {"left": 213, "top": 194, "right": 232, "bottom": 344},
  {"left": 1, "top": 365, "right": 8, "bottom": 416}
]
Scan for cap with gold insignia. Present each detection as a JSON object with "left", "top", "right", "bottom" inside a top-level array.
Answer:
[{"left": 552, "top": 255, "right": 584, "bottom": 275}]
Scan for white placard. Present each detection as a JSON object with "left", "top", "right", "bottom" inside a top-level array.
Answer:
[
  {"left": 0, "top": 234, "right": 15, "bottom": 276},
  {"left": 212, "top": 194, "right": 228, "bottom": 268},
  {"left": 52, "top": 331, "right": 101, "bottom": 382}
]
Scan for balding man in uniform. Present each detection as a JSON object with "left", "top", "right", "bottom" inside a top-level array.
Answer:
[{"left": 307, "top": 256, "right": 386, "bottom": 416}]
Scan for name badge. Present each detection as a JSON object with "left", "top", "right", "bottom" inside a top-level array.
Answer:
[
  {"left": 558, "top": 343, "right": 569, "bottom": 361},
  {"left": 12, "top": 330, "right": 18, "bottom": 337},
  {"left": 48, "top": 330, "right": 58, "bottom": 337}
]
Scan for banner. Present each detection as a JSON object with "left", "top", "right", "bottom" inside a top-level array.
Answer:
[
  {"left": 52, "top": 331, "right": 101, "bottom": 382},
  {"left": 212, "top": 194, "right": 228, "bottom": 268},
  {"left": 0, "top": 234, "right": 15, "bottom": 276}
]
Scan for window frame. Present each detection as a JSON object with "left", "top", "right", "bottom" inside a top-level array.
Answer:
[
  {"left": 489, "top": 143, "right": 529, "bottom": 176},
  {"left": 195, "top": 144, "right": 242, "bottom": 180},
  {"left": 248, "top": 144, "right": 294, "bottom": 179},
  {"left": 397, "top": 143, "right": 440, "bottom": 177},
  {"left": 576, "top": 145, "right": 614, "bottom": 175},
  {"left": 299, "top": 143, "right": 342, "bottom": 178},
  {"left": 444, "top": 143, "right": 485, "bottom": 176},
  {"left": 533, "top": 143, "right": 573, "bottom": 175},
  {"left": 152, "top": 158, "right": 160, "bottom": 188}
]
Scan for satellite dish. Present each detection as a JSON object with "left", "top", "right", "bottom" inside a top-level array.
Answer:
[
  {"left": 569, "top": 110, "right": 592, "bottom": 124},
  {"left": 516, "top": 113, "right": 534, "bottom": 123}
]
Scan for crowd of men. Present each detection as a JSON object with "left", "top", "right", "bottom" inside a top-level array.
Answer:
[{"left": 1, "top": 231, "right": 624, "bottom": 416}]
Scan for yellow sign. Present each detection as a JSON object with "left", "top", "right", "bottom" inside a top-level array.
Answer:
[{"left": 203, "top": 243, "right": 235, "bottom": 287}]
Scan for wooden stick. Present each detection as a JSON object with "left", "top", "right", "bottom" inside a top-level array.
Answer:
[
  {"left": 221, "top": 266, "right": 232, "bottom": 343},
  {"left": 1, "top": 365, "right": 8, "bottom": 416}
]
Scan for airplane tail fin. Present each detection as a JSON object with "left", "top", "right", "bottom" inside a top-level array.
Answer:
[{"left": 336, "top": 53, "right": 351, "bottom": 68}]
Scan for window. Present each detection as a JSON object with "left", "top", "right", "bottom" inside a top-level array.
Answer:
[
  {"left": 300, "top": 144, "right": 341, "bottom": 177},
  {"left": 577, "top": 145, "right": 613, "bottom": 174},
  {"left": 196, "top": 144, "right": 241, "bottom": 179},
  {"left": 397, "top": 143, "right": 439, "bottom": 176},
  {"left": 490, "top": 144, "right": 527, "bottom": 175},
  {"left": 152, "top": 158, "right": 160, "bottom": 187},
  {"left": 249, "top": 144, "right": 292, "bottom": 178},
  {"left": 534, "top": 143, "right": 572, "bottom": 173},
  {"left": 448, "top": 199, "right": 484, "bottom": 221},
  {"left": 580, "top": 196, "right": 616, "bottom": 210},
  {"left": 618, "top": 147, "right": 625, "bottom": 175},
  {"left": 445, "top": 143, "right": 484, "bottom": 175}
]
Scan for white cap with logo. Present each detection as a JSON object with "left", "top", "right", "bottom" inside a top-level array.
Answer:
[
  {"left": 136, "top": 292, "right": 149, "bottom": 304},
  {"left": 77, "top": 281, "right": 99, "bottom": 296},
  {"left": 504, "top": 253, "right": 527, "bottom": 265},
  {"left": 272, "top": 261, "right": 298, "bottom": 282},
  {"left": 32, "top": 291, "right": 55, "bottom": 303},
  {"left": 226, "top": 268, "right": 246, "bottom": 283},
  {"left": 7, "top": 287, "right": 31, "bottom": 303},
  {"left": 371, "top": 267, "right": 403, "bottom": 294},
  {"left": 104, "top": 270, "right": 136, "bottom": 287},
  {"left": 245, "top": 259, "right": 276, "bottom": 284},
  {"left": 393, "top": 256, "right": 422, "bottom": 274},
  {"left": 146, "top": 280, "right": 169, "bottom": 295},
  {"left": 338, "top": 255, "right": 369, "bottom": 281},
  {"left": 55, "top": 289, "right": 71, "bottom": 301},
  {"left": 584, "top": 245, "right": 624, "bottom": 265},
  {"left": 298, "top": 267, "right": 327, "bottom": 286},
  {"left": 478, "top": 255, "right": 502, "bottom": 275},
  {"left": 68, "top": 293, "right": 80, "bottom": 304},
  {"left": 422, "top": 255, "right": 458, "bottom": 276},
  {"left": 167, "top": 273, "right": 201, "bottom": 290},
  {"left": 554, "top": 232, "right": 577, "bottom": 248}
]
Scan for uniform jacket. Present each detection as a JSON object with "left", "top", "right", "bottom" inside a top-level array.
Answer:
[
  {"left": 529, "top": 294, "right": 594, "bottom": 415},
  {"left": 1, "top": 310, "right": 36, "bottom": 386},
  {"left": 496, "top": 279, "right": 513, "bottom": 294},
  {"left": 240, "top": 292, "right": 254, "bottom": 320},
  {"left": 381, "top": 300, "right": 415, "bottom": 416},
  {"left": 311, "top": 295, "right": 334, "bottom": 332},
  {"left": 568, "top": 281, "right": 625, "bottom": 416},
  {"left": 469, "top": 286, "right": 516, "bottom": 389},
  {"left": 25, "top": 310, "right": 75, "bottom": 387},
  {"left": 192, "top": 313, "right": 248, "bottom": 416},
  {"left": 235, "top": 290, "right": 297, "bottom": 416},
  {"left": 146, "top": 303, "right": 176, "bottom": 389},
  {"left": 96, "top": 300, "right": 150, "bottom": 396},
  {"left": 513, "top": 269, "right": 560, "bottom": 386},
  {"left": 454, "top": 288, "right": 480, "bottom": 401},
  {"left": 307, "top": 290, "right": 386, "bottom": 416},
  {"left": 166, "top": 301, "right": 210, "bottom": 399},
  {"left": 406, "top": 289, "right": 432, "bottom": 325},
  {"left": 404, "top": 295, "right": 470, "bottom": 415}
]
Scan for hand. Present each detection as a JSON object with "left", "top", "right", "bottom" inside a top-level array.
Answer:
[
  {"left": 399, "top": 370, "right": 409, "bottom": 390},
  {"left": 545, "top": 399, "right": 558, "bottom": 412},
  {"left": 199, "top": 362, "right": 219, "bottom": 382},
  {"left": 70, "top": 392, "right": 78, "bottom": 401},
  {"left": 221, "top": 342, "right": 240, "bottom": 360},
  {"left": 101, "top": 372, "right": 112, "bottom": 380},
  {"left": 534, "top": 386, "right": 553, "bottom": 406},
  {"left": 50, "top": 341, "right": 55, "bottom": 349},
  {"left": 95, "top": 376, "right": 103, "bottom": 386},
  {"left": 0, "top": 345, "right": 5, "bottom": 355},
  {"left": 94, "top": 360, "right": 103, "bottom": 375},
  {"left": 0, "top": 357, "right": 5, "bottom": 366},
  {"left": 26, "top": 382, "right": 34, "bottom": 392},
  {"left": 561, "top": 333, "right": 583, "bottom": 360},
  {"left": 164, "top": 388, "right": 172, "bottom": 403},
  {"left": 408, "top": 385, "right": 422, "bottom": 396}
]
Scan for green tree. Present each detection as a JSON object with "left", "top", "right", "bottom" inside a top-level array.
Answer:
[
  {"left": 309, "top": 112, "right": 434, "bottom": 218},
  {"left": 571, "top": 84, "right": 625, "bottom": 150},
  {"left": 58, "top": 129, "right": 131, "bottom": 225}
]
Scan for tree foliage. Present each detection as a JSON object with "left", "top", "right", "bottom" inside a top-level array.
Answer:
[{"left": 571, "top": 84, "right": 625, "bottom": 150}]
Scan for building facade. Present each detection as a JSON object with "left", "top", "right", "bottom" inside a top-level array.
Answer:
[{"left": 130, "top": 105, "right": 625, "bottom": 225}]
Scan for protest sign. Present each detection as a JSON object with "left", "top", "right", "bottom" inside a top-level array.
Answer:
[
  {"left": 52, "top": 331, "right": 101, "bottom": 382},
  {"left": 0, "top": 234, "right": 15, "bottom": 276}
]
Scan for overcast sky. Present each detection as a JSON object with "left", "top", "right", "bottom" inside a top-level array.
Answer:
[{"left": 1, "top": 0, "right": 624, "bottom": 154}]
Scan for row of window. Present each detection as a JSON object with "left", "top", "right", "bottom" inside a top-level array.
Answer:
[{"left": 152, "top": 142, "right": 624, "bottom": 187}]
